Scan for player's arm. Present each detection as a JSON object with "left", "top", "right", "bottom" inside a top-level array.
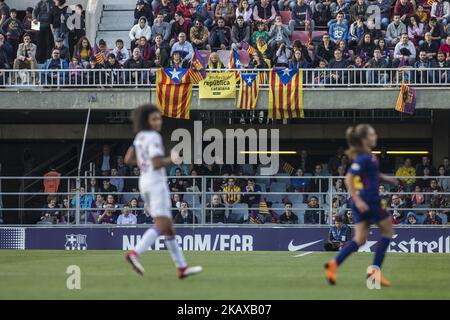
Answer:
[
  {"left": 344, "top": 171, "right": 369, "bottom": 213},
  {"left": 124, "top": 146, "right": 136, "bottom": 166},
  {"left": 379, "top": 173, "right": 399, "bottom": 186}
]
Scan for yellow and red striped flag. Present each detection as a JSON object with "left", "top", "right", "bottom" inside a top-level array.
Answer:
[
  {"left": 189, "top": 49, "right": 207, "bottom": 84},
  {"left": 228, "top": 49, "right": 241, "bottom": 81},
  {"left": 95, "top": 52, "right": 104, "bottom": 64},
  {"left": 156, "top": 68, "right": 193, "bottom": 119},
  {"left": 268, "top": 68, "right": 304, "bottom": 119},
  {"left": 237, "top": 73, "right": 259, "bottom": 110}
]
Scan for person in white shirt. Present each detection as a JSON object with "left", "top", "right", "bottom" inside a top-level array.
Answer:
[
  {"left": 170, "top": 32, "right": 194, "bottom": 62},
  {"left": 111, "top": 39, "right": 130, "bottom": 65},
  {"left": 116, "top": 206, "right": 137, "bottom": 225},
  {"left": 124, "top": 104, "right": 202, "bottom": 279},
  {"left": 129, "top": 16, "right": 151, "bottom": 51}
]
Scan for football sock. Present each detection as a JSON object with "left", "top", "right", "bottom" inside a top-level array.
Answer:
[
  {"left": 373, "top": 237, "right": 391, "bottom": 268},
  {"left": 335, "top": 240, "right": 359, "bottom": 266},
  {"left": 165, "top": 236, "right": 187, "bottom": 269},
  {"left": 135, "top": 227, "right": 160, "bottom": 255}
]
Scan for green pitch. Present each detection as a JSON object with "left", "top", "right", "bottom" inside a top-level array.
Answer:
[{"left": 0, "top": 250, "right": 449, "bottom": 300}]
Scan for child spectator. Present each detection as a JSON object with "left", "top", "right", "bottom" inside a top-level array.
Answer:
[
  {"left": 1, "top": 8, "right": 24, "bottom": 59},
  {"left": 112, "top": 39, "right": 130, "bottom": 66},
  {"left": 68, "top": 56, "right": 84, "bottom": 84}
]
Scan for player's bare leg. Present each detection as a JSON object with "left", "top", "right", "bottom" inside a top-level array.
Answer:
[
  {"left": 368, "top": 217, "right": 394, "bottom": 287},
  {"left": 325, "top": 221, "right": 369, "bottom": 285}
]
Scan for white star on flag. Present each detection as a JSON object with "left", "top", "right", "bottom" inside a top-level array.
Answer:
[
  {"left": 246, "top": 76, "right": 253, "bottom": 84},
  {"left": 282, "top": 68, "right": 292, "bottom": 76},
  {"left": 169, "top": 69, "right": 181, "bottom": 80},
  {"left": 235, "top": 60, "right": 241, "bottom": 67}
]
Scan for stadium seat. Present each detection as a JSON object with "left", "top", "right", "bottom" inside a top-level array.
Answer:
[
  {"left": 183, "top": 193, "right": 201, "bottom": 209},
  {"left": 270, "top": 203, "right": 286, "bottom": 216},
  {"left": 228, "top": 203, "right": 249, "bottom": 223},
  {"left": 241, "top": 164, "right": 254, "bottom": 175},
  {"left": 293, "top": 202, "right": 307, "bottom": 224},
  {"left": 270, "top": 182, "right": 287, "bottom": 193},
  {"left": 438, "top": 214, "right": 448, "bottom": 224},
  {"left": 217, "top": 50, "right": 231, "bottom": 67},
  {"left": 265, "top": 193, "right": 283, "bottom": 204},
  {"left": 287, "top": 193, "right": 304, "bottom": 204},
  {"left": 311, "top": 31, "right": 326, "bottom": 39},
  {"left": 292, "top": 31, "right": 309, "bottom": 44},
  {"left": 280, "top": 11, "right": 291, "bottom": 25}
]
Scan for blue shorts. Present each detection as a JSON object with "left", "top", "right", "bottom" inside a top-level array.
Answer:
[{"left": 349, "top": 200, "right": 391, "bottom": 224}]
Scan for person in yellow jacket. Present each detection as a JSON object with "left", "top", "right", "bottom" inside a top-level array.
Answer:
[{"left": 395, "top": 158, "right": 416, "bottom": 191}]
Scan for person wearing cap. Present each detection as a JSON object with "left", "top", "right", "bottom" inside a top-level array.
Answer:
[
  {"left": 129, "top": 16, "right": 151, "bottom": 51},
  {"left": 324, "top": 216, "right": 351, "bottom": 251},
  {"left": 53, "top": 36, "right": 70, "bottom": 61}
]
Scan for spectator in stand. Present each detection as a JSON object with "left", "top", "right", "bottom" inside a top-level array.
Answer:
[
  {"left": 190, "top": 18, "right": 210, "bottom": 50},
  {"left": 411, "top": 185, "right": 425, "bottom": 206},
  {"left": 171, "top": 31, "right": 194, "bottom": 62},
  {"left": 432, "top": 50, "right": 450, "bottom": 82},
  {"left": 207, "top": 52, "right": 225, "bottom": 69},
  {"left": 152, "top": 13, "right": 171, "bottom": 44},
  {"left": 289, "top": 0, "right": 314, "bottom": 33},
  {"left": 248, "top": 50, "right": 269, "bottom": 68},
  {"left": 416, "top": 156, "right": 437, "bottom": 176},
  {"left": 291, "top": 168, "right": 309, "bottom": 192},
  {"left": 323, "top": 48, "right": 350, "bottom": 84},
  {"left": 279, "top": 202, "right": 299, "bottom": 224},
  {"left": 324, "top": 216, "right": 351, "bottom": 250},
  {"left": 43, "top": 166, "right": 61, "bottom": 194},
  {"left": 394, "top": 0, "right": 414, "bottom": 23},
  {"left": 13, "top": 33, "right": 37, "bottom": 73},
  {"left": 68, "top": 4, "right": 86, "bottom": 58},
  {"left": 97, "top": 203, "right": 116, "bottom": 224},
  {"left": 371, "top": 0, "right": 391, "bottom": 30},
  {"left": 137, "top": 36, "right": 152, "bottom": 62},
  {"left": 206, "top": 194, "right": 227, "bottom": 223},
  {"left": 38, "top": 196, "right": 62, "bottom": 224},
  {"left": 90, "top": 194, "right": 105, "bottom": 223},
  {"left": 222, "top": 178, "right": 241, "bottom": 205},
  {"left": 149, "top": 34, "right": 169, "bottom": 67},
  {"left": 214, "top": 0, "right": 235, "bottom": 26},
  {"left": 348, "top": 15, "right": 368, "bottom": 50},
  {"left": 414, "top": 50, "right": 432, "bottom": 84},
  {"left": 268, "top": 14, "right": 291, "bottom": 52},
  {"left": 50, "top": 0, "right": 70, "bottom": 49},
  {"left": 231, "top": 16, "right": 250, "bottom": 51},
  {"left": 431, "top": 0, "right": 450, "bottom": 25},
  {"left": 43, "top": 48, "right": 69, "bottom": 85},
  {"left": 308, "top": 163, "right": 329, "bottom": 193},
  {"left": 252, "top": 21, "right": 269, "bottom": 46},
  {"left": 93, "top": 39, "right": 110, "bottom": 63},
  {"left": 112, "top": 39, "right": 130, "bottom": 66},
  {"left": 390, "top": 193, "right": 407, "bottom": 224},
  {"left": 253, "top": 0, "right": 277, "bottom": 25},
  {"left": 192, "top": 0, "right": 212, "bottom": 28},
  {"left": 356, "top": 33, "right": 376, "bottom": 61},
  {"left": 439, "top": 35, "right": 450, "bottom": 60},
  {"left": 22, "top": 7, "right": 37, "bottom": 43},
  {"left": 328, "top": 12, "right": 348, "bottom": 44},
  {"left": 395, "top": 157, "right": 416, "bottom": 191},
  {"left": 124, "top": 48, "right": 149, "bottom": 83},
  {"left": 96, "top": 144, "right": 114, "bottom": 173},
  {"left": 242, "top": 178, "right": 261, "bottom": 207},
  {"left": 289, "top": 48, "right": 309, "bottom": 68},
  {"left": 416, "top": 166, "right": 431, "bottom": 189},
  {"left": 174, "top": 200, "right": 196, "bottom": 224},
  {"left": 236, "top": 0, "right": 253, "bottom": 25},
  {"left": 1, "top": 8, "right": 23, "bottom": 59},
  {"left": 365, "top": 48, "right": 389, "bottom": 83},
  {"left": 209, "top": 17, "right": 231, "bottom": 50},
  {"left": 110, "top": 168, "right": 124, "bottom": 193},
  {"left": 393, "top": 33, "right": 416, "bottom": 66},
  {"left": 349, "top": 0, "right": 367, "bottom": 22},
  {"left": 176, "top": 0, "right": 193, "bottom": 20},
  {"left": 330, "top": 0, "right": 350, "bottom": 24},
  {"left": 33, "top": 0, "right": 55, "bottom": 63},
  {"left": 425, "top": 179, "right": 444, "bottom": 203},
  {"left": 274, "top": 42, "right": 291, "bottom": 67},
  {"left": 102, "top": 178, "right": 118, "bottom": 202},
  {"left": 170, "top": 11, "right": 190, "bottom": 46},
  {"left": 70, "top": 185, "right": 94, "bottom": 210},
  {"left": 0, "top": 0, "right": 9, "bottom": 25},
  {"left": 386, "top": 14, "right": 407, "bottom": 47},
  {"left": 104, "top": 53, "right": 122, "bottom": 84},
  {"left": 408, "top": 15, "right": 424, "bottom": 47},
  {"left": 168, "top": 168, "right": 187, "bottom": 194},
  {"left": 116, "top": 205, "right": 137, "bottom": 225},
  {"left": 423, "top": 210, "right": 443, "bottom": 224},
  {"left": 73, "top": 36, "right": 93, "bottom": 68},
  {"left": 155, "top": 0, "right": 175, "bottom": 23},
  {"left": 134, "top": 0, "right": 152, "bottom": 25},
  {"left": 304, "top": 196, "right": 325, "bottom": 224},
  {"left": 137, "top": 207, "right": 153, "bottom": 224},
  {"left": 316, "top": 33, "right": 335, "bottom": 63},
  {"left": 404, "top": 211, "right": 419, "bottom": 224},
  {"left": 169, "top": 50, "right": 189, "bottom": 68},
  {"left": 420, "top": 32, "right": 440, "bottom": 60},
  {"left": 129, "top": 17, "right": 151, "bottom": 52},
  {"left": 437, "top": 165, "right": 450, "bottom": 191},
  {"left": 314, "top": 0, "right": 333, "bottom": 27},
  {"left": 54, "top": 37, "right": 70, "bottom": 61},
  {"left": 423, "top": 17, "right": 446, "bottom": 48}
]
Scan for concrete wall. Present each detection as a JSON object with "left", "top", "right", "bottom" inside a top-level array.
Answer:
[{"left": 0, "top": 88, "right": 449, "bottom": 110}]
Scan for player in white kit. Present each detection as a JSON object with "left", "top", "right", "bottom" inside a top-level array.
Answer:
[{"left": 124, "top": 104, "right": 202, "bottom": 279}]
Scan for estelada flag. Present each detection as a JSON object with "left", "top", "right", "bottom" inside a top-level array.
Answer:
[
  {"left": 395, "top": 82, "right": 416, "bottom": 115},
  {"left": 237, "top": 73, "right": 259, "bottom": 110},
  {"left": 268, "top": 68, "right": 304, "bottom": 119},
  {"left": 156, "top": 68, "right": 193, "bottom": 119},
  {"left": 228, "top": 49, "right": 241, "bottom": 81}
]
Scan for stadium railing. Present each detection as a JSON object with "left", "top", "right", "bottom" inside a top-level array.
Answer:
[
  {"left": 0, "top": 68, "right": 449, "bottom": 88},
  {"left": 0, "top": 175, "right": 449, "bottom": 225}
]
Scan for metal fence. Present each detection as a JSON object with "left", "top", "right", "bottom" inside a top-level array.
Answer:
[
  {"left": 0, "top": 68, "right": 449, "bottom": 88},
  {"left": 0, "top": 175, "right": 449, "bottom": 226}
]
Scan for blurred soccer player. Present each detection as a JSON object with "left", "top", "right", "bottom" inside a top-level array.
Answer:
[
  {"left": 124, "top": 104, "right": 202, "bottom": 279},
  {"left": 324, "top": 124, "right": 398, "bottom": 286}
]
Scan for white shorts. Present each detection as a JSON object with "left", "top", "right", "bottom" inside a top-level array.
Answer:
[{"left": 139, "top": 179, "right": 172, "bottom": 219}]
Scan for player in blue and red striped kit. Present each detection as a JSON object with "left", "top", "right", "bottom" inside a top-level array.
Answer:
[{"left": 324, "top": 124, "right": 399, "bottom": 286}]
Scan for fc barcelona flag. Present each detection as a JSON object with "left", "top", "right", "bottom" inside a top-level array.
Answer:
[
  {"left": 237, "top": 73, "right": 259, "bottom": 110},
  {"left": 395, "top": 82, "right": 416, "bottom": 115},
  {"left": 190, "top": 49, "right": 207, "bottom": 84},
  {"left": 268, "top": 68, "right": 304, "bottom": 119},
  {"left": 156, "top": 68, "right": 193, "bottom": 119}
]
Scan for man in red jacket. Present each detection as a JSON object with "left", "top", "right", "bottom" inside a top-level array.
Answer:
[{"left": 394, "top": 0, "right": 414, "bottom": 23}]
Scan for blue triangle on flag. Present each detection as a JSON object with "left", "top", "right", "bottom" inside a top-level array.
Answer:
[
  {"left": 275, "top": 68, "right": 298, "bottom": 85},
  {"left": 241, "top": 74, "right": 257, "bottom": 87},
  {"left": 163, "top": 68, "right": 189, "bottom": 84}
]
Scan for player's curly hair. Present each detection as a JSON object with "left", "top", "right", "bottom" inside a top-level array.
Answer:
[
  {"left": 131, "top": 104, "right": 160, "bottom": 134},
  {"left": 345, "top": 124, "right": 373, "bottom": 160}
]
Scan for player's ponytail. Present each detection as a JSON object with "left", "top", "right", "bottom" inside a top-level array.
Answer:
[
  {"left": 345, "top": 124, "right": 373, "bottom": 160},
  {"left": 131, "top": 104, "right": 160, "bottom": 134}
]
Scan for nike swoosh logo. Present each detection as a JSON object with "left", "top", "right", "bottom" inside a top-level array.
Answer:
[{"left": 288, "top": 239, "right": 323, "bottom": 252}]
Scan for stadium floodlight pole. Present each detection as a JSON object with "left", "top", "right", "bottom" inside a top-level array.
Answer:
[{"left": 75, "top": 94, "right": 97, "bottom": 224}]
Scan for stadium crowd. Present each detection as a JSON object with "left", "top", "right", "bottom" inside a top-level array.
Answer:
[
  {"left": 35, "top": 144, "right": 450, "bottom": 225},
  {"left": 1, "top": 0, "right": 450, "bottom": 85}
]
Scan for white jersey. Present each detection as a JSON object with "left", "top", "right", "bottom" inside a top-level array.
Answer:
[{"left": 133, "top": 130, "right": 167, "bottom": 182}]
